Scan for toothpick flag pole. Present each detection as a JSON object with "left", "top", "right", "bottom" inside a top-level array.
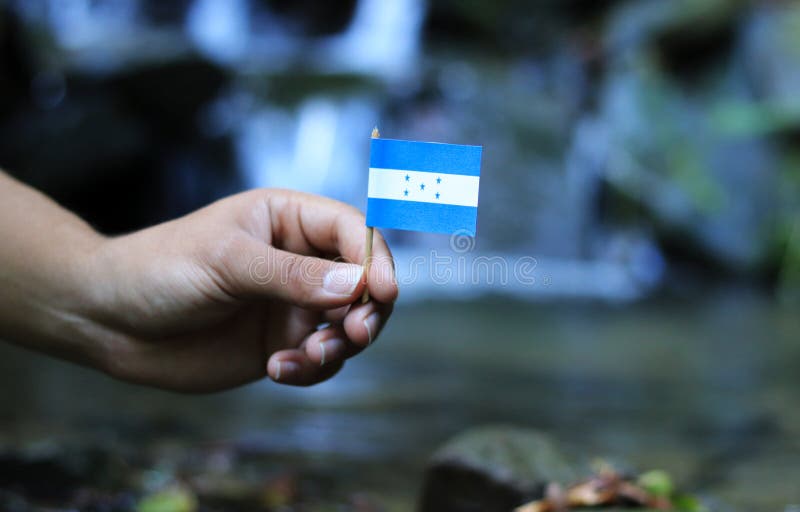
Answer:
[{"left": 362, "top": 127, "right": 380, "bottom": 303}]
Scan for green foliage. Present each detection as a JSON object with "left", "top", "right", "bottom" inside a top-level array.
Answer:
[
  {"left": 137, "top": 487, "right": 197, "bottom": 512},
  {"left": 673, "top": 493, "right": 710, "bottom": 512},
  {"left": 712, "top": 100, "right": 800, "bottom": 137},
  {"left": 637, "top": 469, "right": 674, "bottom": 497}
]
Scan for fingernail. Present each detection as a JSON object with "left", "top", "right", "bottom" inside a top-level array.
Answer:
[
  {"left": 273, "top": 360, "right": 300, "bottom": 382},
  {"left": 319, "top": 338, "right": 344, "bottom": 366},
  {"left": 364, "top": 312, "right": 381, "bottom": 345},
  {"left": 323, "top": 264, "right": 362, "bottom": 296}
]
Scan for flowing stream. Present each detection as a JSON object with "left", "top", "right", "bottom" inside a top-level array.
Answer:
[{"left": 1, "top": 292, "right": 798, "bottom": 509}]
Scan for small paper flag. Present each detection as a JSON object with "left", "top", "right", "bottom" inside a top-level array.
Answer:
[{"left": 366, "top": 138, "right": 483, "bottom": 236}]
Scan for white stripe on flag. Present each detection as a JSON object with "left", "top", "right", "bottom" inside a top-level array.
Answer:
[{"left": 367, "top": 168, "right": 480, "bottom": 207}]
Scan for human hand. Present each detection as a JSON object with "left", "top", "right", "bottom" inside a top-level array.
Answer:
[{"left": 78, "top": 189, "right": 397, "bottom": 392}]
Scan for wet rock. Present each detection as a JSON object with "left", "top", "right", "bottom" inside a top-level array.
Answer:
[
  {"left": 605, "top": 1, "right": 741, "bottom": 85},
  {"left": 597, "top": 3, "right": 779, "bottom": 276},
  {"left": 419, "top": 426, "right": 577, "bottom": 512}
]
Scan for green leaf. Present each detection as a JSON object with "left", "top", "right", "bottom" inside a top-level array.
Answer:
[
  {"left": 137, "top": 487, "right": 197, "bottom": 512},
  {"left": 672, "top": 493, "right": 709, "bottom": 512},
  {"left": 637, "top": 469, "right": 674, "bottom": 497}
]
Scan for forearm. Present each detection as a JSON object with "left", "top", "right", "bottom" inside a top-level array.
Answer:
[{"left": 0, "top": 171, "right": 108, "bottom": 367}]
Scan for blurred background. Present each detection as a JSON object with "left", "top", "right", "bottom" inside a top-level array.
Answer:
[{"left": 1, "top": 0, "right": 800, "bottom": 510}]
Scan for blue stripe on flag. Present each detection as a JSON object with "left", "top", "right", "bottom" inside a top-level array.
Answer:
[
  {"left": 370, "top": 139, "right": 482, "bottom": 176},
  {"left": 366, "top": 198, "right": 477, "bottom": 235}
]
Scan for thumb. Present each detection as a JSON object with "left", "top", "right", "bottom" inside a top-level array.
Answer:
[{"left": 233, "top": 243, "right": 365, "bottom": 309}]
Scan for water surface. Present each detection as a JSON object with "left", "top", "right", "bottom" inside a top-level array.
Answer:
[{"left": 1, "top": 293, "right": 798, "bottom": 510}]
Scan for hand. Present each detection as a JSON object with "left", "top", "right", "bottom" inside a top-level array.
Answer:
[{"left": 78, "top": 189, "right": 397, "bottom": 392}]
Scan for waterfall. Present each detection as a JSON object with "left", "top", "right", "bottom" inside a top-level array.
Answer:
[
  {"left": 186, "top": 0, "right": 249, "bottom": 65},
  {"left": 319, "top": 0, "right": 425, "bottom": 81}
]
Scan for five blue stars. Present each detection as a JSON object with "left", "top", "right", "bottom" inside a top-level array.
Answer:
[{"left": 398, "top": 176, "right": 443, "bottom": 200}]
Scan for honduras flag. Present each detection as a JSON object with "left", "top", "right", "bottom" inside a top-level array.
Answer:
[{"left": 366, "top": 138, "right": 483, "bottom": 236}]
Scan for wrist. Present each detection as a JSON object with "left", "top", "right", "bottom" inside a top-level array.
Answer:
[
  {"left": 0, "top": 173, "right": 122, "bottom": 374},
  {"left": 57, "top": 235, "right": 118, "bottom": 366},
  {"left": 2, "top": 225, "right": 114, "bottom": 371}
]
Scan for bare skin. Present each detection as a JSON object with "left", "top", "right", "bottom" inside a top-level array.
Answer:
[{"left": 0, "top": 171, "right": 397, "bottom": 392}]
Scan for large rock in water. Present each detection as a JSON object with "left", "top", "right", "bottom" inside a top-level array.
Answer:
[{"left": 419, "top": 426, "right": 577, "bottom": 512}]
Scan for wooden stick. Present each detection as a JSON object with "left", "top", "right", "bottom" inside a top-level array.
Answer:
[
  {"left": 361, "top": 226, "right": 374, "bottom": 303},
  {"left": 362, "top": 127, "right": 380, "bottom": 303}
]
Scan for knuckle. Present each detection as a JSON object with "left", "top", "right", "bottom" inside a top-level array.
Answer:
[
  {"left": 198, "top": 233, "right": 254, "bottom": 296},
  {"left": 283, "top": 256, "right": 317, "bottom": 307}
]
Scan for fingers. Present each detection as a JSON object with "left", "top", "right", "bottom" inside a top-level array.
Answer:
[
  {"left": 306, "top": 301, "right": 393, "bottom": 367},
  {"left": 302, "top": 326, "right": 354, "bottom": 366},
  {"left": 343, "top": 300, "right": 393, "bottom": 347},
  {"left": 272, "top": 300, "right": 393, "bottom": 385},
  {"left": 323, "top": 305, "right": 351, "bottom": 324},
  {"left": 364, "top": 231, "right": 398, "bottom": 304},
  {"left": 267, "top": 349, "right": 344, "bottom": 387},
  {"left": 227, "top": 240, "right": 367, "bottom": 310}
]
